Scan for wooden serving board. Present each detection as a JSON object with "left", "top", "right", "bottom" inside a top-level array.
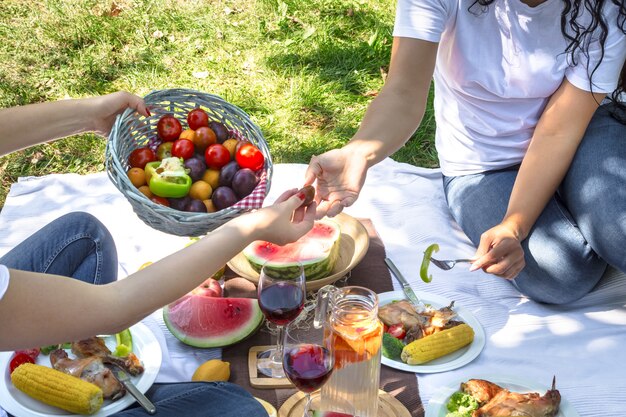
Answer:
[
  {"left": 278, "top": 389, "right": 411, "bottom": 417},
  {"left": 248, "top": 345, "right": 295, "bottom": 389}
]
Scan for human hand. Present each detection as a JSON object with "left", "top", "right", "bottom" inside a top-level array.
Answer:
[
  {"left": 469, "top": 223, "right": 525, "bottom": 280},
  {"left": 304, "top": 147, "right": 368, "bottom": 219},
  {"left": 239, "top": 189, "right": 317, "bottom": 245},
  {"left": 84, "top": 91, "right": 150, "bottom": 137}
]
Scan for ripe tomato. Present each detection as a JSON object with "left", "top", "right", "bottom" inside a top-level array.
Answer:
[
  {"left": 172, "top": 139, "right": 195, "bottom": 159},
  {"left": 150, "top": 196, "right": 170, "bottom": 207},
  {"left": 15, "top": 348, "right": 40, "bottom": 361},
  {"left": 157, "top": 115, "right": 183, "bottom": 142},
  {"left": 235, "top": 143, "right": 265, "bottom": 171},
  {"left": 205, "top": 144, "right": 231, "bottom": 169},
  {"left": 9, "top": 352, "right": 35, "bottom": 374},
  {"left": 128, "top": 147, "right": 156, "bottom": 169},
  {"left": 187, "top": 108, "right": 209, "bottom": 130},
  {"left": 387, "top": 323, "right": 406, "bottom": 340},
  {"left": 193, "top": 127, "right": 217, "bottom": 152}
]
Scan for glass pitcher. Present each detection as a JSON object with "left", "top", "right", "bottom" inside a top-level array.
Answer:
[{"left": 314, "top": 285, "right": 383, "bottom": 417}]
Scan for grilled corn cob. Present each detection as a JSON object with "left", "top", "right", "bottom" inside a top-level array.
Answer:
[
  {"left": 401, "top": 323, "right": 474, "bottom": 365},
  {"left": 11, "top": 363, "right": 103, "bottom": 415}
]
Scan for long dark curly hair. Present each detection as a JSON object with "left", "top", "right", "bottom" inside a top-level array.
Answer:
[{"left": 472, "top": 0, "right": 626, "bottom": 121}]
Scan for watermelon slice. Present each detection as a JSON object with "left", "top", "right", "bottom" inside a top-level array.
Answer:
[
  {"left": 243, "top": 219, "right": 341, "bottom": 281},
  {"left": 311, "top": 411, "right": 356, "bottom": 417},
  {"left": 163, "top": 295, "right": 263, "bottom": 348}
]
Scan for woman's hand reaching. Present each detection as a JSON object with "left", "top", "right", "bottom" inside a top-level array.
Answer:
[
  {"left": 85, "top": 91, "right": 151, "bottom": 137},
  {"left": 304, "top": 147, "right": 368, "bottom": 219},
  {"left": 470, "top": 222, "right": 526, "bottom": 280}
]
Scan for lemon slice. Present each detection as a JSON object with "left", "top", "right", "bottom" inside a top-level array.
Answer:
[{"left": 254, "top": 397, "right": 277, "bottom": 417}]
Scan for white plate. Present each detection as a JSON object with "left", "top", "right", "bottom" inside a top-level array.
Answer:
[
  {"left": 378, "top": 290, "right": 485, "bottom": 373},
  {"left": 0, "top": 322, "right": 162, "bottom": 417},
  {"left": 425, "top": 375, "right": 580, "bottom": 417}
]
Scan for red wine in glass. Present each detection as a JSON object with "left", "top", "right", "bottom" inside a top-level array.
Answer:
[
  {"left": 259, "top": 281, "right": 305, "bottom": 326},
  {"left": 283, "top": 344, "right": 333, "bottom": 393}
]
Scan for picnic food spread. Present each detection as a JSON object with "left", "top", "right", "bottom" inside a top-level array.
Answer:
[
  {"left": 378, "top": 299, "right": 474, "bottom": 365},
  {"left": 446, "top": 378, "right": 561, "bottom": 417},
  {"left": 8, "top": 335, "right": 145, "bottom": 415},
  {"left": 126, "top": 108, "right": 265, "bottom": 213}
]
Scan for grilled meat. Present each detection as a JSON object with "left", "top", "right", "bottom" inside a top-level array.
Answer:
[
  {"left": 72, "top": 337, "right": 144, "bottom": 376},
  {"left": 462, "top": 379, "right": 505, "bottom": 404},
  {"left": 50, "top": 349, "right": 126, "bottom": 400},
  {"left": 378, "top": 300, "right": 459, "bottom": 343}
]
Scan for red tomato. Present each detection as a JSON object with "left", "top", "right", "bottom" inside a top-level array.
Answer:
[
  {"left": 9, "top": 352, "right": 35, "bottom": 374},
  {"left": 128, "top": 147, "right": 157, "bottom": 169},
  {"left": 150, "top": 196, "right": 170, "bottom": 207},
  {"left": 235, "top": 143, "right": 265, "bottom": 171},
  {"left": 187, "top": 108, "right": 209, "bottom": 130},
  {"left": 205, "top": 144, "right": 231, "bottom": 169},
  {"left": 387, "top": 323, "right": 406, "bottom": 340},
  {"left": 171, "top": 139, "right": 195, "bottom": 159},
  {"left": 157, "top": 115, "right": 183, "bottom": 142},
  {"left": 15, "top": 348, "right": 40, "bottom": 361}
]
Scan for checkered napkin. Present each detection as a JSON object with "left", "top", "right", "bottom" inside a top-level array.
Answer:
[{"left": 231, "top": 170, "right": 268, "bottom": 210}]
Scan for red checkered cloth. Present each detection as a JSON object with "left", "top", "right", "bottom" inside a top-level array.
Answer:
[{"left": 231, "top": 170, "right": 268, "bottom": 210}]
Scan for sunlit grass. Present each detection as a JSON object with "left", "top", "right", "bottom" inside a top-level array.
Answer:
[{"left": 0, "top": 0, "right": 437, "bottom": 208}]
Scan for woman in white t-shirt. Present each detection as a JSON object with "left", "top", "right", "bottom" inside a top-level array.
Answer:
[
  {"left": 0, "top": 92, "right": 316, "bottom": 416},
  {"left": 304, "top": 0, "right": 626, "bottom": 303}
]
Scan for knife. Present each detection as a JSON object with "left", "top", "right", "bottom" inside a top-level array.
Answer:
[
  {"left": 384, "top": 257, "right": 427, "bottom": 311},
  {"left": 109, "top": 365, "right": 156, "bottom": 415}
]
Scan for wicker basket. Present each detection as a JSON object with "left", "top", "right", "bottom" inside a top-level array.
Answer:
[{"left": 106, "top": 88, "right": 273, "bottom": 237}]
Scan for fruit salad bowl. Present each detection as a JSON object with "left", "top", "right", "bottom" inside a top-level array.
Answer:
[
  {"left": 227, "top": 213, "right": 370, "bottom": 292},
  {"left": 106, "top": 88, "right": 272, "bottom": 237}
]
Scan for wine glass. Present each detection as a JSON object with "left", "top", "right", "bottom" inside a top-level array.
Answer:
[
  {"left": 257, "top": 258, "right": 306, "bottom": 378},
  {"left": 283, "top": 322, "right": 334, "bottom": 416}
]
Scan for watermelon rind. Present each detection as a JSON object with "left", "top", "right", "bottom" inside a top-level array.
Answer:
[
  {"left": 243, "top": 219, "right": 341, "bottom": 281},
  {"left": 163, "top": 296, "right": 264, "bottom": 348}
]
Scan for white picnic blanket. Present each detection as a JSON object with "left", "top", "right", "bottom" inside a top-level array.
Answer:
[{"left": 1, "top": 159, "right": 625, "bottom": 416}]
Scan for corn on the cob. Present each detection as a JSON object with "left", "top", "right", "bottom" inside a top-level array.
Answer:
[
  {"left": 11, "top": 363, "right": 103, "bottom": 415},
  {"left": 401, "top": 323, "right": 474, "bottom": 365}
]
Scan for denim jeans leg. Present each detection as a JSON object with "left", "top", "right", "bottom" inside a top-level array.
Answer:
[
  {"left": 559, "top": 102, "right": 626, "bottom": 272},
  {"left": 443, "top": 167, "right": 606, "bottom": 304},
  {"left": 113, "top": 382, "right": 269, "bottom": 417},
  {"left": 0, "top": 212, "right": 118, "bottom": 285}
]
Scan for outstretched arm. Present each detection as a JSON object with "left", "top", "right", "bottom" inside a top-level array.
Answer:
[
  {"left": 470, "top": 79, "right": 606, "bottom": 278},
  {"left": 304, "top": 37, "right": 438, "bottom": 217},
  {"left": 0, "top": 91, "right": 150, "bottom": 157},
  {"left": 0, "top": 191, "right": 316, "bottom": 351}
]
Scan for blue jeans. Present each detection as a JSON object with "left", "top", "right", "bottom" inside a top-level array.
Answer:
[
  {"left": 0, "top": 213, "right": 268, "bottom": 416},
  {"left": 443, "top": 102, "right": 626, "bottom": 304},
  {"left": 0, "top": 211, "right": 118, "bottom": 284}
]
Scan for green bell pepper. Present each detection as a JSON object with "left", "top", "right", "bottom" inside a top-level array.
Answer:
[
  {"left": 145, "top": 158, "right": 192, "bottom": 198},
  {"left": 420, "top": 243, "right": 440, "bottom": 283}
]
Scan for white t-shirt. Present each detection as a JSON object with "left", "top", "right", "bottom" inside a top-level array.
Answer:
[
  {"left": 0, "top": 265, "right": 9, "bottom": 301},
  {"left": 394, "top": 0, "right": 626, "bottom": 176}
]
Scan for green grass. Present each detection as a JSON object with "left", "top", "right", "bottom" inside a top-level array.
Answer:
[{"left": 0, "top": 0, "right": 437, "bottom": 208}]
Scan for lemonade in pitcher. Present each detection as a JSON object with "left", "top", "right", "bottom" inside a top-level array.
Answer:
[{"left": 315, "top": 285, "right": 383, "bottom": 416}]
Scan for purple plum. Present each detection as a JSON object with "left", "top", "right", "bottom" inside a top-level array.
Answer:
[
  {"left": 185, "top": 199, "right": 207, "bottom": 213},
  {"left": 219, "top": 161, "right": 240, "bottom": 187},
  {"left": 212, "top": 186, "right": 238, "bottom": 211},
  {"left": 168, "top": 195, "right": 191, "bottom": 211},
  {"left": 231, "top": 168, "right": 259, "bottom": 198},
  {"left": 184, "top": 155, "right": 207, "bottom": 182},
  {"left": 209, "top": 121, "right": 229, "bottom": 144}
]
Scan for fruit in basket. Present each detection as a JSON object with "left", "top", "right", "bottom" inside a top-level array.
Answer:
[
  {"left": 156, "top": 141, "right": 174, "bottom": 160},
  {"left": 209, "top": 120, "right": 229, "bottom": 143},
  {"left": 218, "top": 161, "right": 240, "bottom": 187},
  {"left": 193, "top": 126, "right": 217, "bottom": 152},
  {"left": 171, "top": 138, "right": 195, "bottom": 159},
  {"left": 222, "top": 138, "right": 239, "bottom": 158},
  {"left": 185, "top": 199, "right": 208, "bottom": 213},
  {"left": 157, "top": 114, "right": 183, "bottom": 141},
  {"left": 184, "top": 155, "right": 207, "bottom": 182},
  {"left": 189, "top": 180, "right": 213, "bottom": 201},
  {"left": 163, "top": 295, "right": 263, "bottom": 347},
  {"left": 202, "top": 168, "right": 220, "bottom": 189},
  {"left": 243, "top": 219, "right": 341, "bottom": 281},
  {"left": 232, "top": 168, "right": 259, "bottom": 198},
  {"left": 187, "top": 108, "right": 209, "bottom": 130},
  {"left": 212, "top": 186, "right": 238, "bottom": 210},
  {"left": 236, "top": 143, "right": 265, "bottom": 171},
  {"left": 127, "top": 167, "right": 146, "bottom": 188},
  {"left": 128, "top": 147, "right": 156, "bottom": 169},
  {"left": 205, "top": 143, "right": 231, "bottom": 169}
]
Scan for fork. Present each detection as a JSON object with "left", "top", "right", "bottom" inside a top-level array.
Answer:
[{"left": 429, "top": 257, "right": 474, "bottom": 271}]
